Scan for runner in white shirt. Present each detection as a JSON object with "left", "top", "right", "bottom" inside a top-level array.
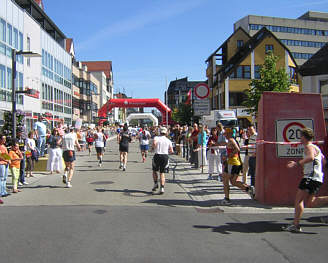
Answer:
[
  {"left": 94, "top": 126, "right": 106, "bottom": 167},
  {"left": 62, "top": 127, "right": 81, "bottom": 188},
  {"left": 151, "top": 127, "right": 173, "bottom": 194},
  {"left": 138, "top": 126, "right": 151, "bottom": 163}
]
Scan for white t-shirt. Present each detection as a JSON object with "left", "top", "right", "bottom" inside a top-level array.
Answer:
[
  {"left": 154, "top": 136, "right": 173, "bottom": 155},
  {"left": 62, "top": 132, "right": 77, "bottom": 151},
  {"left": 95, "top": 132, "right": 105, "bottom": 148},
  {"left": 140, "top": 130, "right": 151, "bottom": 145},
  {"left": 26, "top": 138, "right": 36, "bottom": 151}
]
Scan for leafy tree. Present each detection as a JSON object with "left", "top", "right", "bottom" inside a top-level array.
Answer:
[
  {"left": 243, "top": 51, "right": 291, "bottom": 114},
  {"left": 171, "top": 103, "right": 193, "bottom": 125}
]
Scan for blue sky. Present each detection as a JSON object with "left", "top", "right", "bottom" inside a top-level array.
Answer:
[{"left": 45, "top": 0, "right": 328, "bottom": 101}]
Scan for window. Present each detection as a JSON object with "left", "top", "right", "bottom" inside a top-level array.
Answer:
[
  {"left": 27, "top": 37, "right": 30, "bottom": 66},
  {"left": 13, "top": 28, "right": 18, "bottom": 49},
  {"left": 0, "top": 65, "right": 5, "bottom": 90},
  {"left": 237, "top": 40, "right": 244, "bottom": 48},
  {"left": 255, "top": 65, "right": 261, "bottom": 79},
  {"left": 230, "top": 65, "right": 251, "bottom": 79},
  {"left": 265, "top": 45, "right": 274, "bottom": 53},
  {"left": 289, "top": 67, "right": 297, "bottom": 83},
  {"left": 229, "top": 92, "right": 247, "bottom": 107},
  {"left": 6, "top": 68, "right": 11, "bottom": 90},
  {"left": 7, "top": 24, "right": 12, "bottom": 46},
  {"left": 320, "top": 80, "right": 328, "bottom": 96},
  {"left": 0, "top": 19, "right": 5, "bottom": 42}
]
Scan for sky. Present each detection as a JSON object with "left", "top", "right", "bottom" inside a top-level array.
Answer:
[{"left": 44, "top": 0, "right": 328, "bottom": 101}]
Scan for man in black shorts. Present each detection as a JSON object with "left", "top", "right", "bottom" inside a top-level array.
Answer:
[{"left": 151, "top": 127, "right": 173, "bottom": 194}]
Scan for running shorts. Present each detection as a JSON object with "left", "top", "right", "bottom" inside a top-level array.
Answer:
[
  {"left": 95, "top": 147, "right": 104, "bottom": 154},
  {"left": 152, "top": 154, "right": 169, "bottom": 173},
  {"left": 63, "top": 150, "right": 76, "bottom": 162},
  {"left": 119, "top": 143, "right": 129, "bottom": 153},
  {"left": 298, "top": 178, "right": 322, "bottom": 195},
  {"left": 140, "top": 145, "right": 149, "bottom": 151},
  {"left": 224, "top": 164, "right": 242, "bottom": 175}
]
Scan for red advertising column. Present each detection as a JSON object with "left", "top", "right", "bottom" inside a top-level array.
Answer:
[{"left": 256, "top": 92, "right": 328, "bottom": 205}]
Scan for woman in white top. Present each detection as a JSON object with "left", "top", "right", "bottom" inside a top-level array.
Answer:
[
  {"left": 25, "top": 131, "right": 36, "bottom": 177},
  {"left": 284, "top": 127, "right": 328, "bottom": 233}
]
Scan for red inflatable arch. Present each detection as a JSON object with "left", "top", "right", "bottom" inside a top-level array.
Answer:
[{"left": 98, "top": 98, "right": 172, "bottom": 124}]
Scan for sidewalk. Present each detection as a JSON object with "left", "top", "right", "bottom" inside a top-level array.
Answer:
[{"left": 169, "top": 154, "right": 328, "bottom": 214}]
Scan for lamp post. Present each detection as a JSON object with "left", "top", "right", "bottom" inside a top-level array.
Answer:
[{"left": 12, "top": 49, "right": 41, "bottom": 139}]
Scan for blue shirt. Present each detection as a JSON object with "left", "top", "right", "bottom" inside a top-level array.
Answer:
[
  {"left": 34, "top": 121, "right": 47, "bottom": 136},
  {"left": 197, "top": 131, "right": 207, "bottom": 146}
]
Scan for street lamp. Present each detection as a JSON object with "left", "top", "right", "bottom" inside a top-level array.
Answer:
[{"left": 12, "top": 49, "right": 41, "bottom": 139}]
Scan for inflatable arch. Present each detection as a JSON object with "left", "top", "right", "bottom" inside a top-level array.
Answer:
[
  {"left": 126, "top": 113, "right": 158, "bottom": 126},
  {"left": 98, "top": 98, "right": 172, "bottom": 124}
]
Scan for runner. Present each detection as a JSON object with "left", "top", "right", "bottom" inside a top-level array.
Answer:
[
  {"left": 62, "top": 127, "right": 81, "bottom": 188},
  {"left": 94, "top": 126, "right": 106, "bottom": 167},
  {"left": 283, "top": 127, "right": 328, "bottom": 232},
  {"left": 221, "top": 128, "right": 254, "bottom": 205},
  {"left": 138, "top": 126, "right": 151, "bottom": 162},
  {"left": 118, "top": 125, "right": 131, "bottom": 171},
  {"left": 151, "top": 127, "right": 173, "bottom": 194},
  {"left": 86, "top": 127, "right": 94, "bottom": 156}
]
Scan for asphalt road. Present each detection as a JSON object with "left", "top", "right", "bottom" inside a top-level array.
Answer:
[{"left": 1, "top": 140, "right": 328, "bottom": 263}]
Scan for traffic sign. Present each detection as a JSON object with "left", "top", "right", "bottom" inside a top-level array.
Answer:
[
  {"left": 194, "top": 83, "right": 209, "bottom": 99},
  {"left": 275, "top": 119, "right": 314, "bottom": 158},
  {"left": 193, "top": 98, "right": 210, "bottom": 116}
]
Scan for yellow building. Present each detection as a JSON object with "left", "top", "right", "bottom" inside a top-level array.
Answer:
[{"left": 206, "top": 27, "right": 300, "bottom": 127}]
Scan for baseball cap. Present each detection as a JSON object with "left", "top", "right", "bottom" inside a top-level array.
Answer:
[{"left": 160, "top": 127, "right": 167, "bottom": 134}]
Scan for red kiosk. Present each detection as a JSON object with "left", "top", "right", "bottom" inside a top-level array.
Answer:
[{"left": 98, "top": 98, "right": 172, "bottom": 125}]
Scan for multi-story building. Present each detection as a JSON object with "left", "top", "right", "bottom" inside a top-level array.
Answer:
[
  {"left": 234, "top": 11, "right": 328, "bottom": 65},
  {"left": 0, "top": 0, "right": 72, "bottom": 131},
  {"left": 165, "top": 77, "right": 205, "bottom": 110},
  {"left": 299, "top": 43, "right": 328, "bottom": 119},
  {"left": 206, "top": 27, "right": 300, "bottom": 127}
]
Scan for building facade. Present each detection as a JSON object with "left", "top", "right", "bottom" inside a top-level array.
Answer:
[
  {"left": 166, "top": 77, "right": 206, "bottom": 110},
  {"left": 0, "top": 0, "right": 72, "bottom": 131},
  {"left": 234, "top": 11, "right": 328, "bottom": 65},
  {"left": 299, "top": 43, "right": 328, "bottom": 120},
  {"left": 206, "top": 27, "right": 300, "bottom": 127}
]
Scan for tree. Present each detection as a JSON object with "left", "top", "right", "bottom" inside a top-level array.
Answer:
[
  {"left": 243, "top": 51, "right": 291, "bottom": 114},
  {"left": 171, "top": 103, "right": 193, "bottom": 125}
]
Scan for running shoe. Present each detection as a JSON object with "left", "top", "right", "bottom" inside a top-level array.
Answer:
[
  {"left": 66, "top": 182, "right": 72, "bottom": 188},
  {"left": 152, "top": 184, "right": 159, "bottom": 193},
  {"left": 23, "top": 182, "right": 29, "bottom": 185},
  {"left": 320, "top": 216, "right": 328, "bottom": 224},
  {"left": 98, "top": 162, "right": 102, "bottom": 167},
  {"left": 159, "top": 187, "right": 165, "bottom": 195},
  {"left": 247, "top": 186, "right": 255, "bottom": 200},
  {"left": 282, "top": 224, "right": 302, "bottom": 233},
  {"left": 18, "top": 182, "right": 23, "bottom": 186},
  {"left": 62, "top": 175, "right": 67, "bottom": 184},
  {"left": 123, "top": 167, "right": 126, "bottom": 171},
  {"left": 119, "top": 163, "right": 123, "bottom": 169},
  {"left": 220, "top": 198, "right": 232, "bottom": 206}
]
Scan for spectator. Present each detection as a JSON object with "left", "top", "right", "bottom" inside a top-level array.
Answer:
[
  {"left": 26, "top": 131, "right": 37, "bottom": 178},
  {"left": 46, "top": 129, "right": 63, "bottom": 174},
  {"left": 33, "top": 116, "right": 50, "bottom": 157},
  {"left": 9, "top": 141, "right": 23, "bottom": 193}
]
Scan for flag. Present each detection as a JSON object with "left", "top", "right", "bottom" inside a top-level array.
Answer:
[{"left": 185, "top": 89, "right": 192, "bottom": 105}]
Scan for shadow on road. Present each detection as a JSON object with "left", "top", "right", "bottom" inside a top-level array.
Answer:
[
  {"left": 142, "top": 198, "right": 218, "bottom": 207},
  {"left": 95, "top": 188, "right": 152, "bottom": 197},
  {"left": 193, "top": 221, "right": 320, "bottom": 234}
]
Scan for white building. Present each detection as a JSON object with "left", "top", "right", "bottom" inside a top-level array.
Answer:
[{"left": 0, "top": 0, "right": 72, "bottom": 131}]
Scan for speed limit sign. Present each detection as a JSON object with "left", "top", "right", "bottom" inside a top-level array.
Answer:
[{"left": 275, "top": 119, "right": 314, "bottom": 157}]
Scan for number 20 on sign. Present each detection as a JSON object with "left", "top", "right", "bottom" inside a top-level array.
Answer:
[{"left": 275, "top": 119, "right": 314, "bottom": 158}]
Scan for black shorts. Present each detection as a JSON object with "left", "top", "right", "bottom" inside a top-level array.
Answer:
[
  {"left": 224, "top": 164, "right": 242, "bottom": 175},
  {"left": 298, "top": 178, "right": 322, "bottom": 195},
  {"left": 63, "top": 150, "right": 76, "bottom": 163},
  {"left": 119, "top": 144, "right": 129, "bottom": 153},
  {"left": 152, "top": 154, "right": 169, "bottom": 173},
  {"left": 95, "top": 147, "right": 104, "bottom": 154}
]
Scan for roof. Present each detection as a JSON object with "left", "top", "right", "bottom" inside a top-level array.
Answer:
[
  {"left": 299, "top": 43, "right": 328, "bottom": 76},
  {"left": 216, "top": 27, "right": 298, "bottom": 79},
  {"left": 205, "top": 27, "right": 250, "bottom": 63},
  {"left": 81, "top": 61, "right": 112, "bottom": 79}
]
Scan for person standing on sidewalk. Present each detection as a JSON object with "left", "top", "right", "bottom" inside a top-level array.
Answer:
[
  {"left": 94, "top": 126, "right": 106, "bottom": 167},
  {"left": 151, "top": 127, "right": 173, "bottom": 194},
  {"left": 197, "top": 125, "right": 208, "bottom": 169},
  {"left": 190, "top": 124, "right": 199, "bottom": 168},
  {"left": 33, "top": 116, "right": 50, "bottom": 157},
  {"left": 221, "top": 128, "right": 254, "bottom": 205},
  {"left": 8, "top": 141, "right": 23, "bottom": 194},
  {"left": 217, "top": 123, "right": 227, "bottom": 181},
  {"left": 0, "top": 135, "right": 10, "bottom": 200},
  {"left": 242, "top": 129, "right": 249, "bottom": 184},
  {"left": 247, "top": 125, "right": 258, "bottom": 189},
  {"left": 17, "top": 129, "right": 28, "bottom": 186},
  {"left": 46, "top": 128, "right": 63, "bottom": 174},
  {"left": 207, "top": 128, "right": 219, "bottom": 180},
  {"left": 62, "top": 127, "right": 81, "bottom": 188},
  {"left": 283, "top": 128, "right": 328, "bottom": 232},
  {"left": 118, "top": 124, "right": 131, "bottom": 171}
]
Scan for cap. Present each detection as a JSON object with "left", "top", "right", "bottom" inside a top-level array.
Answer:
[{"left": 160, "top": 127, "right": 167, "bottom": 134}]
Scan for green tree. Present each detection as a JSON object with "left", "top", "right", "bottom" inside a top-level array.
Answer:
[
  {"left": 171, "top": 103, "right": 193, "bottom": 125},
  {"left": 243, "top": 51, "right": 291, "bottom": 114}
]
